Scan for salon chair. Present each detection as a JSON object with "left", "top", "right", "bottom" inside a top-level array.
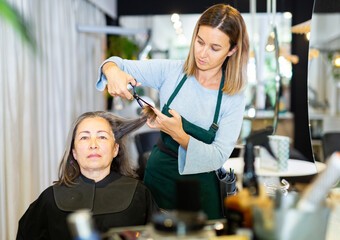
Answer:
[
  {"left": 322, "top": 132, "right": 340, "bottom": 161},
  {"left": 135, "top": 130, "right": 160, "bottom": 180}
]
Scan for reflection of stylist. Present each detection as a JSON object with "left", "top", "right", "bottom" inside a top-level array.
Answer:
[{"left": 97, "top": 4, "right": 249, "bottom": 219}]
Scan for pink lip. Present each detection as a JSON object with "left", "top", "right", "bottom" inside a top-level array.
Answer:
[
  {"left": 88, "top": 153, "right": 101, "bottom": 158},
  {"left": 197, "top": 59, "right": 206, "bottom": 65}
]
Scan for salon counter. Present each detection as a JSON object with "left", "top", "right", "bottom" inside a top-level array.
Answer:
[{"left": 223, "top": 157, "right": 326, "bottom": 177}]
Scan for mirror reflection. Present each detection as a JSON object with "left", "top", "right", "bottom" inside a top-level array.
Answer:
[{"left": 308, "top": 2, "right": 340, "bottom": 162}]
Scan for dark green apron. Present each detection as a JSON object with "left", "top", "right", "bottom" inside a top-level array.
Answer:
[{"left": 144, "top": 73, "right": 224, "bottom": 219}]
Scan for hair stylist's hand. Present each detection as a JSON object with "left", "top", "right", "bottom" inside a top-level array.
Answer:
[
  {"left": 102, "top": 62, "right": 141, "bottom": 100},
  {"left": 146, "top": 108, "right": 190, "bottom": 150}
]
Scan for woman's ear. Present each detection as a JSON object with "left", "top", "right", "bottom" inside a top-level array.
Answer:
[
  {"left": 227, "top": 46, "right": 238, "bottom": 57},
  {"left": 113, "top": 143, "right": 119, "bottom": 158},
  {"left": 72, "top": 149, "right": 77, "bottom": 160}
]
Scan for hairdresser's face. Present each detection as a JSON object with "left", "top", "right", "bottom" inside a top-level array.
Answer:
[
  {"left": 72, "top": 117, "right": 119, "bottom": 177},
  {"left": 194, "top": 25, "right": 236, "bottom": 71}
]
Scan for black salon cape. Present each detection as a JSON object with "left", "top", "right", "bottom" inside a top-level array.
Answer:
[{"left": 16, "top": 171, "right": 155, "bottom": 240}]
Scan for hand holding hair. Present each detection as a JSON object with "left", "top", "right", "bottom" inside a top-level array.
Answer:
[
  {"left": 146, "top": 108, "right": 189, "bottom": 149},
  {"left": 142, "top": 105, "right": 157, "bottom": 122}
]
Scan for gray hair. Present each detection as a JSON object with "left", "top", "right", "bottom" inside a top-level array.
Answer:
[{"left": 55, "top": 111, "right": 147, "bottom": 186}]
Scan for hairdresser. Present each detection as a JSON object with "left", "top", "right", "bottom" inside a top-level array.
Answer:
[{"left": 96, "top": 4, "right": 249, "bottom": 219}]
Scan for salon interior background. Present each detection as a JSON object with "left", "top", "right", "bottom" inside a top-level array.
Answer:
[{"left": 0, "top": 0, "right": 327, "bottom": 239}]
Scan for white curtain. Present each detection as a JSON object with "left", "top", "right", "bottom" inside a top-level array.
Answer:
[{"left": 0, "top": 0, "right": 106, "bottom": 239}]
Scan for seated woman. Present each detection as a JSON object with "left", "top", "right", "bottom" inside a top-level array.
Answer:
[{"left": 17, "top": 111, "right": 157, "bottom": 240}]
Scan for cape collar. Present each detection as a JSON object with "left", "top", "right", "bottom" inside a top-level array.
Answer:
[{"left": 53, "top": 171, "right": 138, "bottom": 214}]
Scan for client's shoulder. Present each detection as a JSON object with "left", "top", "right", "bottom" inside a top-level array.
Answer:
[
  {"left": 119, "top": 176, "right": 148, "bottom": 191},
  {"left": 27, "top": 186, "right": 56, "bottom": 209}
]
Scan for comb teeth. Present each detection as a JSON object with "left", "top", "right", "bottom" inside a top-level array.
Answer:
[{"left": 142, "top": 106, "right": 157, "bottom": 122}]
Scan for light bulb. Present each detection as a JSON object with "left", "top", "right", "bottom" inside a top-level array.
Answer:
[
  {"left": 334, "top": 56, "right": 340, "bottom": 67},
  {"left": 171, "top": 13, "right": 180, "bottom": 23}
]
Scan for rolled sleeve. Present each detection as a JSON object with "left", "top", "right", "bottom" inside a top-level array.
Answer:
[
  {"left": 96, "top": 57, "right": 124, "bottom": 91},
  {"left": 96, "top": 72, "right": 107, "bottom": 91},
  {"left": 178, "top": 137, "right": 226, "bottom": 175},
  {"left": 178, "top": 139, "right": 189, "bottom": 174}
]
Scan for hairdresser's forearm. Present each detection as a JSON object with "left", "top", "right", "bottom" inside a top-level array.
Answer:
[
  {"left": 102, "top": 61, "right": 119, "bottom": 78},
  {"left": 172, "top": 129, "right": 190, "bottom": 150}
]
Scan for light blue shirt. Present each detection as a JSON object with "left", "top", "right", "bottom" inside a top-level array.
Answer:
[{"left": 97, "top": 57, "right": 246, "bottom": 175}]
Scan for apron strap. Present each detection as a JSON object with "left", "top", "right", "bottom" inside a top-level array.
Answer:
[
  {"left": 156, "top": 137, "right": 178, "bottom": 158},
  {"left": 210, "top": 71, "right": 225, "bottom": 132},
  {"left": 166, "top": 74, "right": 188, "bottom": 106},
  {"left": 165, "top": 71, "right": 225, "bottom": 134}
]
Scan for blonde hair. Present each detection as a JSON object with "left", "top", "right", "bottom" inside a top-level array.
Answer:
[
  {"left": 183, "top": 4, "right": 249, "bottom": 95},
  {"left": 55, "top": 111, "right": 147, "bottom": 186}
]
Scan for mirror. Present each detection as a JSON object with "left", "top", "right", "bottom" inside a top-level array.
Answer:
[{"left": 308, "top": 1, "right": 340, "bottom": 162}]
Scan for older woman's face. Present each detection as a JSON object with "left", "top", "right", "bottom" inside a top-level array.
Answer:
[
  {"left": 194, "top": 25, "right": 237, "bottom": 71},
  {"left": 72, "top": 117, "right": 118, "bottom": 176}
]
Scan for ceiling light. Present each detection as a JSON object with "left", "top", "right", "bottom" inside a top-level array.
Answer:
[
  {"left": 283, "top": 12, "right": 292, "bottom": 19},
  {"left": 265, "top": 33, "right": 275, "bottom": 52},
  {"left": 171, "top": 13, "right": 180, "bottom": 23},
  {"left": 173, "top": 21, "right": 182, "bottom": 29},
  {"left": 266, "top": 44, "right": 275, "bottom": 52}
]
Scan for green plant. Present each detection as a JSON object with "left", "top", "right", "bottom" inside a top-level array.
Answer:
[
  {"left": 105, "top": 35, "right": 141, "bottom": 107},
  {"left": 0, "top": 0, "right": 35, "bottom": 49},
  {"left": 328, "top": 51, "right": 340, "bottom": 80},
  {"left": 106, "top": 35, "right": 139, "bottom": 59}
]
